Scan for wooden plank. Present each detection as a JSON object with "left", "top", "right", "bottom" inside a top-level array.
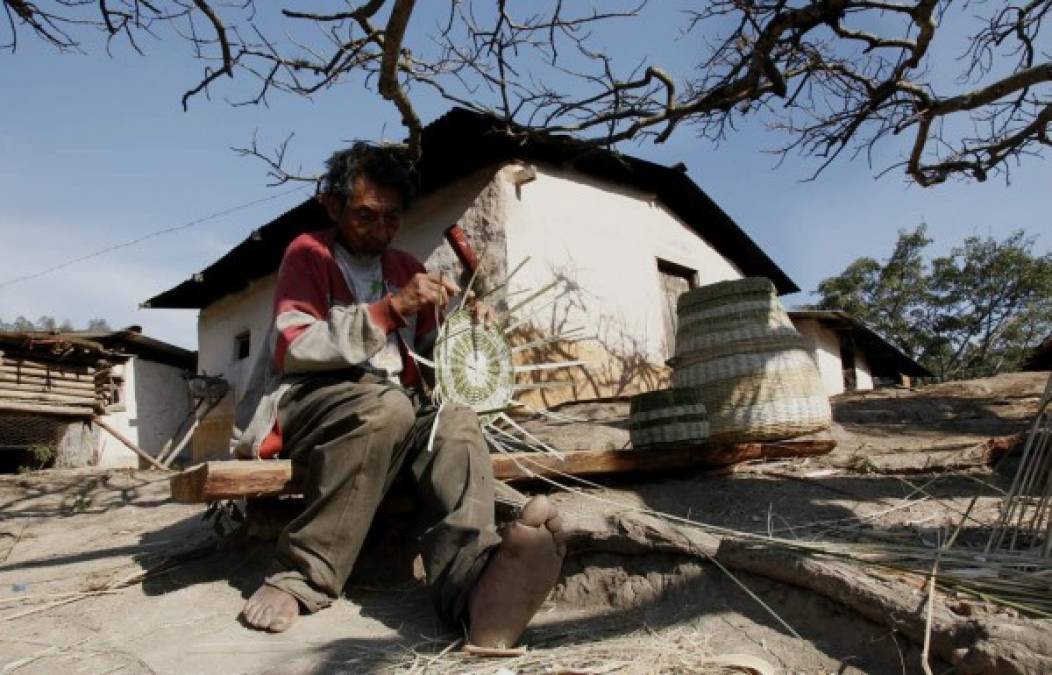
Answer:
[
  {"left": 171, "top": 461, "right": 299, "bottom": 502},
  {"left": 0, "top": 373, "right": 97, "bottom": 390},
  {"left": 492, "top": 439, "right": 838, "bottom": 480},
  {"left": 0, "top": 380, "right": 97, "bottom": 396},
  {"left": 94, "top": 418, "right": 168, "bottom": 471},
  {"left": 0, "top": 363, "right": 97, "bottom": 380},
  {"left": 0, "top": 389, "right": 95, "bottom": 405},
  {"left": 1, "top": 358, "right": 97, "bottom": 375},
  {"left": 169, "top": 439, "right": 838, "bottom": 503},
  {"left": 0, "top": 400, "right": 94, "bottom": 416}
]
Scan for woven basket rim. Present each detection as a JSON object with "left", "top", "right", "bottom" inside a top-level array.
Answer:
[{"left": 677, "top": 277, "right": 776, "bottom": 310}]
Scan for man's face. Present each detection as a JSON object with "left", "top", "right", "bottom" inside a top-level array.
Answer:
[{"left": 327, "top": 174, "right": 404, "bottom": 256}]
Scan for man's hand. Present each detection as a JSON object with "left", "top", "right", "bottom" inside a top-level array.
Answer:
[
  {"left": 391, "top": 273, "right": 460, "bottom": 317},
  {"left": 468, "top": 297, "right": 498, "bottom": 327}
]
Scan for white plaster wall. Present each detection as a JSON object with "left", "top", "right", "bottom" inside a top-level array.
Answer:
[
  {"left": 395, "top": 166, "right": 505, "bottom": 278},
  {"left": 96, "top": 358, "right": 191, "bottom": 468},
  {"left": 502, "top": 164, "right": 744, "bottom": 364},
  {"left": 96, "top": 361, "right": 137, "bottom": 467},
  {"left": 793, "top": 318, "right": 845, "bottom": 396},
  {"left": 855, "top": 350, "right": 874, "bottom": 390},
  {"left": 198, "top": 275, "right": 278, "bottom": 400}
]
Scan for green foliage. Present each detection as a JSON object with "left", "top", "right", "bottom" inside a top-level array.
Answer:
[
  {"left": 813, "top": 226, "right": 1052, "bottom": 381},
  {"left": 17, "top": 443, "right": 56, "bottom": 473}
]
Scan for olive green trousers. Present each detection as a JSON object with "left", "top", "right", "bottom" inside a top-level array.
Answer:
[{"left": 264, "top": 372, "right": 501, "bottom": 626}]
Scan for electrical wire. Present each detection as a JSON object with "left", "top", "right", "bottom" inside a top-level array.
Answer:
[{"left": 0, "top": 183, "right": 311, "bottom": 291}]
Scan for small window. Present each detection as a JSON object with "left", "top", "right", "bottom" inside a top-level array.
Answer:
[
  {"left": 657, "top": 259, "right": 698, "bottom": 360},
  {"left": 234, "top": 331, "right": 251, "bottom": 361},
  {"left": 100, "top": 365, "right": 126, "bottom": 413}
]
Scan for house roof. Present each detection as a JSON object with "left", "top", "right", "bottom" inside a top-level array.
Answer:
[
  {"left": 0, "top": 327, "right": 196, "bottom": 371},
  {"left": 143, "top": 107, "right": 798, "bottom": 310},
  {"left": 788, "top": 310, "right": 933, "bottom": 379},
  {"left": 1022, "top": 334, "right": 1052, "bottom": 371}
]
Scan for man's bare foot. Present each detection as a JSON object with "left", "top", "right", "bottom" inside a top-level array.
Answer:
[
  {"left": 242, "top": 584, "right": 300, "bottom": 633},
  {"left": 467, "top": 495, "right": 566, "bottom": 648}
]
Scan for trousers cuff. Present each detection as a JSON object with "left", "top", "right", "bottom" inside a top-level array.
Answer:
[{"left": 264, "top": 570, "right": 333, "bottom": 614}]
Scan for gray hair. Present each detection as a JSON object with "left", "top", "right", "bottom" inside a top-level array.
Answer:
[{"left": 319, "top": 141, "right": 417, "bottom": 207}]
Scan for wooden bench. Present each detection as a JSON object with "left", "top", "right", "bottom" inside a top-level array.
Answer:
[{"left": 169, "top": 439, "right": 837, "bottom": 503}]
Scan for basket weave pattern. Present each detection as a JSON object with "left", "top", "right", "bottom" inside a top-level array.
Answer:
[
  {"left": 628, "top": 387, "right": 710, "bottom": 449},
  {"left": 671, "top": 278, "right": 831, "bottom": 443}
]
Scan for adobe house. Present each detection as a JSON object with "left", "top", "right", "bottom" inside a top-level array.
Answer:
[
  {"left": 0, "top": 328, "right": 195, "bottom": 470},
  {"left": 788, "top": 310, "right": 931, "bottom": 395},
  {"left": 144, "top": 107, "right": 798, "bottom": 460}
]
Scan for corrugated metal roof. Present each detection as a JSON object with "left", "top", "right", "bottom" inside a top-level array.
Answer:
[{"left": 143, "top": 107, "right": 798, "bottom": 309}]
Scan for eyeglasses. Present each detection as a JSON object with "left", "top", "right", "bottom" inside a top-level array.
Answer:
[{"left": 348, "top": 206, "right": 402, "bottom": 228}]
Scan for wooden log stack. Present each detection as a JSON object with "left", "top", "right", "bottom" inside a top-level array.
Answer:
[{"left": 0, "top": 355, "right": 100, "bottom": 417}]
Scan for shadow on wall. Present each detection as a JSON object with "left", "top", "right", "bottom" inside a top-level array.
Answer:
[
  {"left": 131, "top": 360, "right": 194, "bottom": 467},
  {"left": 509, "top": 268, "right": 669, "bottom": 410}
]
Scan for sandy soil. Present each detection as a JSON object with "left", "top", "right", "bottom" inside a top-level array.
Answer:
[{"left": 0, "top": 372, "right": 1047, "bottom": 674}]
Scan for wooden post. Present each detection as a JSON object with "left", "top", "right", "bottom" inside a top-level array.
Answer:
[
  {"left": 159, "top": 397, "right": 221, "bottom": 468},
  {"left": 94, "top": 417, "right": 169, "bottom": 471}
]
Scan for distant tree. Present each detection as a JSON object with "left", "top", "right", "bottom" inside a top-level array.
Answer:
[
  {"left": 0, "top": 317, "right": 110, "bottom": 333},
  {"left": 10, "top": 316, "right": 34, "bottom": 331},
  {"left": 35, "top": 315, "right": 56, "bottom": 332},
  {"left": 814, "top": 227, "right": 1052, "bottom": 380},
  {"left": 815, "top": 227, "right": 933, "bottom": 361}
]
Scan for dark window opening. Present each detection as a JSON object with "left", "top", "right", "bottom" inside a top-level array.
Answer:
[
  {"left": 657, "top": 259, "right": 699, "bottom": 360},
  {"left": 234, "top": 331, "right": 251, "bottom": 361},
  {"left": 839, "top": 332, "right": 857, "bottom": 391}
]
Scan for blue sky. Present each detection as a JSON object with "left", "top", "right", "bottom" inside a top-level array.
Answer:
[{"left": 0, "top": 3, "right": 1048, "bottom": 349}]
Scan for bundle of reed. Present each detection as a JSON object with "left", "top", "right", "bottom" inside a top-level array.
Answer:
[
  {"left": 396, "top": 625, "right": 773, "bottom": 674},
  {"left": 986, "top": 372, "right": 1052, "bottom": 557}
]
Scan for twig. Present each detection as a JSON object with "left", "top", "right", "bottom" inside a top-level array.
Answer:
[{"left": 0, "top": 590, "right": 120, "bottom": 623}]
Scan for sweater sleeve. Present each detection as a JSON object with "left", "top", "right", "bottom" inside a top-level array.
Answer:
[{"left": 272, "top": 237, "right": 405, "bottom": 374}]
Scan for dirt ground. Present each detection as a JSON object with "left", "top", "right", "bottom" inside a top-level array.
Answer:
[{"left": 0, "top": 372, "right": 1048, "bottom": 674}]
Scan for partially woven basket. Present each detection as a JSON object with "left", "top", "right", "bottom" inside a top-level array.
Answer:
[
  {"left": 670, "top": 278, "right": 830, "bottom": 443},
  {"left": 628, "top": 387, "right": 709, "bottom": 450}
]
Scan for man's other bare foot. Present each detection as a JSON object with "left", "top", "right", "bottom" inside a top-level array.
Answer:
[
  {"left": 243, "top": 584, "right": 300, "bottom": 633},
  {"left": 467, "top": 495, "right": 566, "bottom": 648}
]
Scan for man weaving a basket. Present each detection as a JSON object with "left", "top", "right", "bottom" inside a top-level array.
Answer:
[{"left": 232, "top": 142, "right": 566, "bottom": 647}]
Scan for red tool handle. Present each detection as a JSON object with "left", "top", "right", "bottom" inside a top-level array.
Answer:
[{"left": 443, "top": 224, "right": 479, "bottom": 274}]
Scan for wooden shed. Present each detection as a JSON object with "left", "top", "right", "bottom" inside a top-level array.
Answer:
[{"left": 0, "top": 328, "right": 196, "bottom": 470}]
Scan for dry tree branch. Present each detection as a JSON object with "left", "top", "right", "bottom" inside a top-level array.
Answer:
[
  {"left": 230, "top": 130, "right": 319, "bottom": 188},
  {"left": 6, "top": 1, "right": 1050, "bottom": 186}
]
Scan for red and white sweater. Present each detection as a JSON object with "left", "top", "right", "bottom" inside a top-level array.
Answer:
[{"left": 233, "top": 228, "right": 437, "bottom": 459}]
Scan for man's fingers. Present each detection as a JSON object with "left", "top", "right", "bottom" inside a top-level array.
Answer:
[
  {"left": 428, "top": 272, "right": 460, "bottom": 296},
  {"left": 440, "top": 277, "right": 461, "bottom": 295}
]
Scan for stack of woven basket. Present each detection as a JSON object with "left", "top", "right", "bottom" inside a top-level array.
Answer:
[{"left": 628, "top": 277, "right": 830, "bottom": 449}]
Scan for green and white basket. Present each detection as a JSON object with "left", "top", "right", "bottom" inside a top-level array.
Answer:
[
  {"left": 670, "top": 278, "right": 830, "bottom": 443},
  {"left": 433, "top": 309, "right": 515, "bottom": 424},
  {"left": 628, "top": 387, "right": 709, "bottom": 450}
]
